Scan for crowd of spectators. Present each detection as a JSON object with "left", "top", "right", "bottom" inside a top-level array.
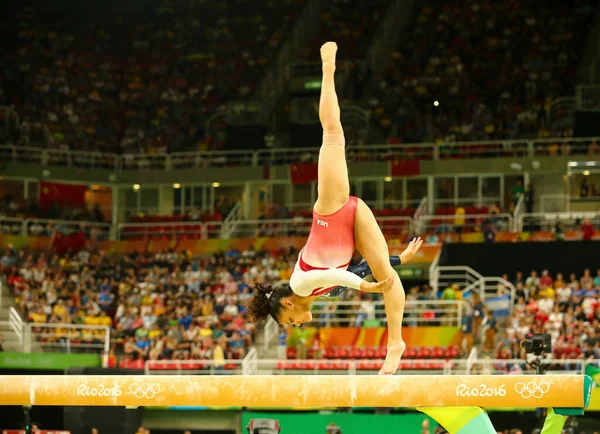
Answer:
[
  {"left": 0, "top": 0, "right": 303, "bottom": 154},
  {"left": 485, "top": 268, "right": 600, "bottom": 372},
  {"left": 365, "top": 0, "right": 595, "bottom": 144},
  {"left": 1, "top": 244, "right": 297, "bottom": 368}
]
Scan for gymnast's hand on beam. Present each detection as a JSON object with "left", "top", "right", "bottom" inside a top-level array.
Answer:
[
  {"left": 399, "top": 237, "right": 423, "bottom": 265},
  {"left": 360, "top": 277, "right": 394, "bottom": 293}
]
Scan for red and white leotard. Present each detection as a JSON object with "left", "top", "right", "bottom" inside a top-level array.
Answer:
[{"left": 290, "top": 196, "right": 364, "bottom": 296}]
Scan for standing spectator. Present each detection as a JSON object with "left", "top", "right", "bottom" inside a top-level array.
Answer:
[
  {"left": 580, "top": 177, "right": 591, "bottom": 197},
  {"left": 482, "top": 310, "right": 497, "bottom": 352},
  {"left": 512, "top": 179, "right": 525, "bottom": 205},
  {"left": 524, "top": 183, "right": 535, "bottom": 213},
  {"left": 277, "top": 326, "right": 288, "bottom": 360},
  {"left": 581, "top": 217, "right": 595, "bottom": 240},
  {"left": 483, "top": 222, "right": 496, "bottom": 244}
]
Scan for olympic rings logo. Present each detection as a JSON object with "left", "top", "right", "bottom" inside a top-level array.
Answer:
[
  {"left": 514, "top": 381, "right": 550, "bottom": 399},
  {"left": 129, "top": 383, "right": 161, "bottom": 399}
]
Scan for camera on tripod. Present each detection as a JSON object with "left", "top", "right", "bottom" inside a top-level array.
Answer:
[
  {"left": 247, "top": 419, "right": 281, "bottom": 434},
  {"left": 521, "top": 333, "right": 551, "bottom": 356}
]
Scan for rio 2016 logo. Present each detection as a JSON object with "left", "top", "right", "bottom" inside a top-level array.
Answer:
[
  {"left": 514, "top": 381, "right": 551, "bottom": 399},
  {"left": 455, "top": 384, "right": 506, "bottom": 397},
  {"left": 77, "top": 384, "right": 122, "bottom": 397}
]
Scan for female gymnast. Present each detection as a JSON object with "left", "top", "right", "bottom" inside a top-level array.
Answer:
[{"left": 247, "top": 42, "right": 421, "bottom": 374}]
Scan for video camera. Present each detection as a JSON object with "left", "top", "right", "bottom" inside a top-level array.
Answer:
[{"left": 521, "top": 333, "right": 552, "bottom": 357}]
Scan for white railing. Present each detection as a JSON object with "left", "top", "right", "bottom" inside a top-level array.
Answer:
[
  {"left": 513, "top": 195, "right": 525, "bottom": 232},
  {"left": 428, "top": 249, "right": 441, "bottom": 291},
  {"left": 0, "top": 216, "right": 111, "bottom": 239},
  {"left": 117, "top": 220, "right": 214, "bottom": 240},
  {"left": 413, "top": 196, "right": 428, "bottom": 234},
  {"left": 417, "top": 213, "right": 515, "bottom": 234},
  {"left": 9, "top": 307, "right": 24, "bottom": 349},
  {"left": 540, "top": 194, "right": 571, "bottom": 213},
  {"left": 220, "top": 201, "right": 243, "bottom": 238},
  {"left": 430, "top": 266, "right": 483, "bottom": 295},
  {"left": 144, "top": 358, "right": 246, "bottom": 375},
  {"left": 462, "top": 277, "right": 516, "bottom": 305},
  {"left": 244, "top": 358, "right": 592, "bottom": 375},
  {"left": 264, "top": 317, "right": 280, "bottom": 351},
  {"left": 2, "top": 137, "right": 599, "bottom": 170},
  {"left": 310, "top": 300, "right": 465, "bottom": 328},
  {"left": 26, "top": 323, "right": 110, "bottom": 354},
  {"left": 519, "top": 211, "right": 600, "bottom": 232},
  {"left": 450, "top": 358, "right": 586, "bottom": 375},
  {"left": 242, "top": 347, "right": 258, "bottom": 375}
]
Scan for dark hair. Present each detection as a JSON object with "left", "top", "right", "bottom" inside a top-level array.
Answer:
[{"left": 246, "top": 281, "right": 293, "bottom": 324}]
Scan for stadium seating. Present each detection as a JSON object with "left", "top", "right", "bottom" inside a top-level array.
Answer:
[
  {"left": 0, "top": 0, "right": 304, "bottom": 153},
  {"left": 368, "top": 0, "right": 596, "bottom": 143}
]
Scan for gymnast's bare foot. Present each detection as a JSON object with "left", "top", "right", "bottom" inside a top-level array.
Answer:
[
  {"left": 320, "top": 41, "right": 337, "bottom": 73},
  {"left": 379, "top": 340, "right": 406, "bottom": 375}
]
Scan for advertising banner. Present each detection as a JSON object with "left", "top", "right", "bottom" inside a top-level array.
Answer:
[
  {"left": 0, "top": 353, "right": 101, "bottom": 370},
  {"left": 287, "top": 326, "right": 461, "bottom": 348}
]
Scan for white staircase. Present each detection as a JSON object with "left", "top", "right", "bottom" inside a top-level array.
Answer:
[
  {"left": 252, "top": 318, "right": 281, "bottom": 374},
  {"left": 0, "top": 282, "right": 24, "bottom": 352},
  {"left": 0, "top": 282, "right": 43, "bottom": 353}
]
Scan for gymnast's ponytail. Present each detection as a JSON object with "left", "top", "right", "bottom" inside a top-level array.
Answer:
[{"left": 246, "top": 281, "right": 293, "bottom": 324}]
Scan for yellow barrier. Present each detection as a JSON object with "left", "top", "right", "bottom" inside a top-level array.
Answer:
[{"left": 0, "top": 375, "right": 585, "bottom": 408}]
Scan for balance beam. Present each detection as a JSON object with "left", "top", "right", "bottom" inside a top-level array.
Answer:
[{"left": 0, "top": 375, "right": 586, "bottom": 408}]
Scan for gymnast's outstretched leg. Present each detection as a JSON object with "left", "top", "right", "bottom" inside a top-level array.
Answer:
[{"left": 312, "top": 41, "right": 349, "bottom": 216}]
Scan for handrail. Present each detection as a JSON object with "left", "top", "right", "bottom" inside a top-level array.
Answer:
[
  {"left": 264, "top": 317, "right": 280, "bottom": 351},
  {"left": 513, "top": 195, "right": 525, "bottom": 232},
  {"left": 26, "top": 323, "right": 111, "bottom": 354},
  {"left": 2, "top": 137, "right": 598, "bottom": 170},
  {"left": 242, "top": 347, "right": 258, "bottom": 375},
  {"left": 144, "top": 358, "right": 246, "bottom": 375},
  {"left": 0, "top": 216, "right": 112, "bottom": 238},
  {"left": 311, "top": 300, "right": 466, "bottom": 327},
  {"left": 519, "top": 211, "right": 600, "bottom": 230},
  {"left": 250, "top": 358, "right": 591, "bottom": 375},
  {"left": 9, "top": 307, "right": 24, "bottom": 349}
]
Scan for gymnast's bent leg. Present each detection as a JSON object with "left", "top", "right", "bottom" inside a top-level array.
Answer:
[{"left": 354, "top": 198, "right": 407, "bottom": 375}]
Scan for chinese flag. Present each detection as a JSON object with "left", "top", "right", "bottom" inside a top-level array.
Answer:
[
  {"left": 290, "top": 162, "right": 318, "bottom": 185},
  {"left": 40, "top": 181, "right": 88, "bottom": 210},
  {"left": 390, "top": 160, "right": 420, "bottom": 177}
]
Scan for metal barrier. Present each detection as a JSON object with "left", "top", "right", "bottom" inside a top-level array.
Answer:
[
  {"left": 0, "top": 216, "right": 111, "bottom": 239},
  {"left": 2, "top": 137, "right": 599, "bottom": 171},
  {"left": 119, "top": 216, "right": 412, "bottom": 240},
  {"left": 519, "top": 211, "right": 600, "bottom": 232},
  {"left": 117, "top": 221, "right": 212, "bottom": 240},
  {"left": 145, "top": 359, "right": 246, "bottom": 375},
  {"left": 462, "top": 277, "right": 516, "bottom": 305},
  {"left": 430, "top": 266, "right": 483, "bottom": 295},
  {"left": 416, "top": 213, "right": 514, "bottom": 234},
  {"left": 9, "top": 307, "right": 24, "bottom": 350},
  {"left": 26, "top": 323, "right": 110, "bottom": 354},
  {"left": 450, "top": 358, "right": 586, "bottom": 375},
  {"left": 263, "top": 318, "right": 280, "bottom": 351},
  {"left": 239, "top": 358, "right": 592, "bottom": 375},
  {"left": 310, "top": 300, "right": 465, "bottom": 328}
]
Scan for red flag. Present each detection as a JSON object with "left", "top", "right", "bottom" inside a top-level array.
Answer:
[
  {"left": 40, "top": 181, "right": 88, "bottom": 210},
  {"left": 290, "top": 162, "right": 318, "bottom": 185},
  {"left": 390, "top": 160, "right": 420, "bottom": 177}
]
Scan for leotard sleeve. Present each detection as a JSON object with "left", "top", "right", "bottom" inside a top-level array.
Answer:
[{"left": 290, "top": 268, "right": 364, "bottom": 296}]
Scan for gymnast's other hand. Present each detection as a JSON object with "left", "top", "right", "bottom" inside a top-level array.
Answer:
[
  {"left": 360, "top": 277, "right": 393, "bottom": 293},
  {"left": 399, "top": 237, "right": 423, "bottom": 265}
]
